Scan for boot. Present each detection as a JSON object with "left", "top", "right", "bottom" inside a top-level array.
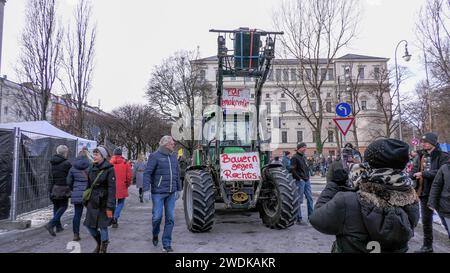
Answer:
[
  {"left": 99, "top": 240, "right": 109, "bottom": 253},
  {"left": 45, "top": 223, "right": 56, "bottom": 237},
  {"left": 112, "top": 218, "right": 118, "bottom": 228},
  {"left": 139, "top": 194, "right": 144, "bottom": 203},
  {"left": 73, "top": 233, "right": 81, "bottom": 241},
  {"left": 414, "top": 245, "right": 434, "bottom": 253},
  {"left": 92, "top": 232, "right": 101, "bottom": 253}
]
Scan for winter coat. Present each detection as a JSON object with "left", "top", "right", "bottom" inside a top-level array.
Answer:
[
  {"left": 110, "top": 155, "right": 132, "bottom": 199},
  {"left": 428, "top": 163, "right": 450, "bottom": 218},
  {"left": 143, "top": 147, "right": 181, "bottom": 194},
  {"left": 290, "top": 152, "right": 310, "bottom": 181},
  {"left": 282, "top": 156, "right": 291, "bottom": 171},
  {"left": 310, "top": 181, "right": 419, "bottom": 253},
  {"left": 84, "top": 159, "right": 116, "bottom": 229},
  {"left": 411, "top": 148, "right": 449, "bottom": 197},
  {"left": 133, "top": 161, "right": 146, "bottom": 189},
  {"left": 67, "top": 155, "right": 91, "bottom": 204},
  {"left": 48, "top": 154, "right": 72, "bottom": 200}
]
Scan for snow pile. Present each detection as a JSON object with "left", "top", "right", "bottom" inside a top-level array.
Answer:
[{"left": 17, "top": 205, "right": 74, "bottom": 228}]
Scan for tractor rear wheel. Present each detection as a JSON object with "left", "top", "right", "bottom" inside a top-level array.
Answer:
[
  {"left": 258, "top": 167, "right": 299, "bottom": 229},
  {"left": 183, "top": 169, "right": 215, "bottom": 232}
]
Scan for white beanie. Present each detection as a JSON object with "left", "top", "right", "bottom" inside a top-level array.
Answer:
[{"left": 94, "top": 146, "right": 108, "bottom": 159}]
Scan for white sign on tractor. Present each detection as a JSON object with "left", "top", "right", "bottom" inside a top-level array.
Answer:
[
  {"left": 222, "top": 88, "right": 250, "bottom": 111},
  {"left": 220, "top": 152, "right": 261, "bottom": 181}
]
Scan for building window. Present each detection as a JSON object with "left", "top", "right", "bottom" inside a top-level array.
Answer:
[
  {"left": 312, "top": 130, "right": 318, "bottom": 143},
  {"left": 283, "top": 69, "right": 289, "bottom": 81},
  {"left": 311, "top": 102, "right": 317, "bottom": 113},
  {"left": 3, "top": 106, "right": 8, "bottom": 116},
  {"left": 276, "top": 69, "right": 282, "bottom": 81},
  {"left": 280, "top": 102, "right": 287, "bottom": 113},
  {"left": 321, "top": 68, "right": 327, "bottom": 81},
  {"left": 291, "top": 69, "right": 297, "bottom": 81},
  {"left": 265, "top": 93, "right": 270, "bottom": 99},
  {"left": 305, "top": 68, "right": 311, "bottom": 80},
  {"left": 268, "top": 69, "right": 274, "bottom": 81},
  {"left": 230, "top": 76, "right": 236, "bottom": 81},
  {"left": 266, "top": 102, "right": 271, "bottom": 114},
  {"left": 200, "top": 70, "right": 206, "bottom": 80},
  {"left": 282, "top": 131, "right": 288, "bottom": 143},
  {"left": 326, "top": 102, "right": 332, "bottom": 112},
  {"left": 374, "top": 67, "right": 380, "bottom": 80},
  {"left": 296, "top": 93, "right": 300, "bottom": 98},
  {"left": 281, "top": 92, "right": 285, "bottom": 98},
  {"left": 328, "top": 69, "right": 334, "bottom": 80},
  {"left": 251, "top": 93, "right": 255, "bottom": 99},
  {"left": 328, "top": 131, "right": 334, "bottom": 143},
  {"left": 297, "top": 131, "right": 303, "bottom": 143},
  {"left": 361, "top": 100, "right": 367, "bottom": 110},
  {"left": 358, "top": 67, "right": 365, "bottom": 79}
]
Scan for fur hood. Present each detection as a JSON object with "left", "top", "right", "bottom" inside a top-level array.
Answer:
[{"left": 358, "top": 182, "right": 418, "bottom": 208}]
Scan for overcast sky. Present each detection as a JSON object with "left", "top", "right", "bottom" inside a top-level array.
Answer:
[{"left": 2, "top": 0, "right": 428, "bottom": 112}]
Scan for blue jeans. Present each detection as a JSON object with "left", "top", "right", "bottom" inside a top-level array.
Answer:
[
  {"left": 114, "top": 198, "right": 126, "bottom": 220},
  {"left": 86, "top": 226, "right": 109, "bottom": 241},
  {"left": 152, "top": 192, "right": 176, "bottom": 248},
  {"left": 296, "top": 179, "right": 314, "bottom": 221},
  {"left": 50, "top": 199, "right": 68, "bottom": 228},
  {"left": 72, "top": 204, "right": 84, "bottom": 234}
]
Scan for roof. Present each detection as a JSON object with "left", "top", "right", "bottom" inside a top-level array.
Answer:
[
  {"left": 336, "top": 54, "right": 388, "bottom": 61},
  {"left": 0, "top": 121, "right": 96, "bottom": 149},
  {"left": 194, "top": 53, "right": 388, "bottom": 64}
]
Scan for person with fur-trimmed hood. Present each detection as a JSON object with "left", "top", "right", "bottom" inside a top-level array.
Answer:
[{"left": 309, "top": 138, "right": 420, "bottom": 253}]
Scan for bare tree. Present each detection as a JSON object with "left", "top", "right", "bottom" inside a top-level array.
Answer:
[
  {"left": 369, "top": 66, "right": 409, "bottom": 139},
  {"left": 273, "top": 0, "right": 360, "bottom": 154},
  {"left": 61, "top": 0, "right": 96, "bottom": 136},
  {"left": 16, "top": 0, "right": 63, "bottom": 121},
  {"left": 145, "top": 49, "right": 213, "bottom": 155},
  {"left": 416, "top": 0, "right": 450, "bottom": 87}
]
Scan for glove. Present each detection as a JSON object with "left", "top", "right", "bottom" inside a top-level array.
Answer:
[
  {"left": 175, "top": 191, "right": 181, "bottom": 200},
  {"left": 106, "top": 209, "right": 113, "bottom": 219}
]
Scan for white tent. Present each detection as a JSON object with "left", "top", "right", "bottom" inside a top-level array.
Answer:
[{"left": 0, "top": 121, "right": 97, "bottom": 153}]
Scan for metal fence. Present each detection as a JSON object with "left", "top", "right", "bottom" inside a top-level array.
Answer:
[{"left": 0, "top": 128, "right": 76, "bottom": 220}]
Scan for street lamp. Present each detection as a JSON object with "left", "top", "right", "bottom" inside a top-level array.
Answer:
[{"left": 394, "top": 40, "right": 411, "bottom": 141}]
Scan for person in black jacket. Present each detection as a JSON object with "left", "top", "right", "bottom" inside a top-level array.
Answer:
[
  {"left": 290, "top": 142, "right": 314, "bottom": 225},
  {"left": 45, "top": 145, "right": 72, "bottom": 237},
  {"left": 67, "top": 149, "right": 91, "bottom": 241},
  {"left": 412, "top": 132, "right": 449, "bottom": 253},
  {"left": 310, "top": 138, "right": 420, "bottom": 253},
  {"left": 428, "top": 160, "right": 450, "bottom": 241},
  {"left": 84, "top": 146, "right": 116, "bottom": 253}
]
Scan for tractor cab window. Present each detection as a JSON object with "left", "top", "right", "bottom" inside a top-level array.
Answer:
[{"left": 222, "top": 111, "right": 253, "bottom": 147}]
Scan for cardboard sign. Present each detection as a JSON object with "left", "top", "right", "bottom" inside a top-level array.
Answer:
[
  {"left": 220, "top": 152, "right": 261, "bottom": 181},
  {"left": 222, "top": 88, "right": 250, "bottom": 111}
]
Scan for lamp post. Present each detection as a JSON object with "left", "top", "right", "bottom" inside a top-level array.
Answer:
[{"left": 394, "top": 40, "right": 411, "bottom": 141}]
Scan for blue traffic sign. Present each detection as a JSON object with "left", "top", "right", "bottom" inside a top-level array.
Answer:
[{"left": 336, "top": 102, "right": 352, "bottom": 117}]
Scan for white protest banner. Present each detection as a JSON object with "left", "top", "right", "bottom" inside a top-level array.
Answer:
[
  {"left": 220, "top": 152, "right": 261, "bottom": 181},
  {"left": 222, "top": 88, "right": 250, "bottom": 111}
]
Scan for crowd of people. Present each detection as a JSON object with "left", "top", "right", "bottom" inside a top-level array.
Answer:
[
  {"left": 280, "top": 132, "right": 450, "bottom": 253},
  {"left": 45, "top": 135, "right": 184, "bottom": 253},
  {"left": 44, "top": 131, "right": 450, "bottom": 253}
]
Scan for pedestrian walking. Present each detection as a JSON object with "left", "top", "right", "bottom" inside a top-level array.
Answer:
[
  {"left": 310, "top": 138, "right": 420, "bottom": 253},
  {"left": 67, "top": 149, "right": 91, "bottom": 241},
  {"left": 45, "top": 145, "right": 72, "bottom": 237},
  {"left": 133, "top": 154, "right": 147, "bottom": 203},
  {"left": 281, "top": 151, "right": 291, "bottom": 172},
  {"left": 143, "top": 136, "right": 182, "bottom": 252},
  {"left": 428, "top": 159, "right": 450, "bottom": 241},
  {"left": 290, "top": 142, "right": 314, "bottom": 225},
  {"left": 412, "top": 133, "right": 449, "bottom": 252},
  {"left": 110, "top": 148, "right": 132, "bottom": 228},
  {"left": 84, "top": 146, "right": 116, "bottom": 253}
]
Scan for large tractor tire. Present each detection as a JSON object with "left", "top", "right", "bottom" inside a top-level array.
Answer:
[
  {"left": 258, "top": 167, "right": 299, "bottom": 229},
  {"left": 183, "top": 169, "right": 215, "bottom": 232}
]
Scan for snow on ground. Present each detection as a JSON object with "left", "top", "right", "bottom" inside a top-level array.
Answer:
[{"left": 16, "top": 205, "right": 74, "bottom": 228}]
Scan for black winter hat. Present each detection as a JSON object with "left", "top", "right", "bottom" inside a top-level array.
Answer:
[
  {"left": 297, "top": 142, "right": 307, "bottom": 149},
  {"left": 113, "top": 147, "right": 122, "bottom": 156},
  {"left": 363, "top": 138, "right": 409, "bottom": 170},
  {"left": 421, "top": 132, "right": 438, "bottom": 147}
]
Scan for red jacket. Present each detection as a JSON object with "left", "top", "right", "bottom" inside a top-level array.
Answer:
[{"left": 110, "top": 155, "right": 132, "bottom": 199}]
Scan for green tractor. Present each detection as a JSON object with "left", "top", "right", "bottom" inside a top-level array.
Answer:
[{"left": 183, "top": 28, "right": 299, "bottom": 232}]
